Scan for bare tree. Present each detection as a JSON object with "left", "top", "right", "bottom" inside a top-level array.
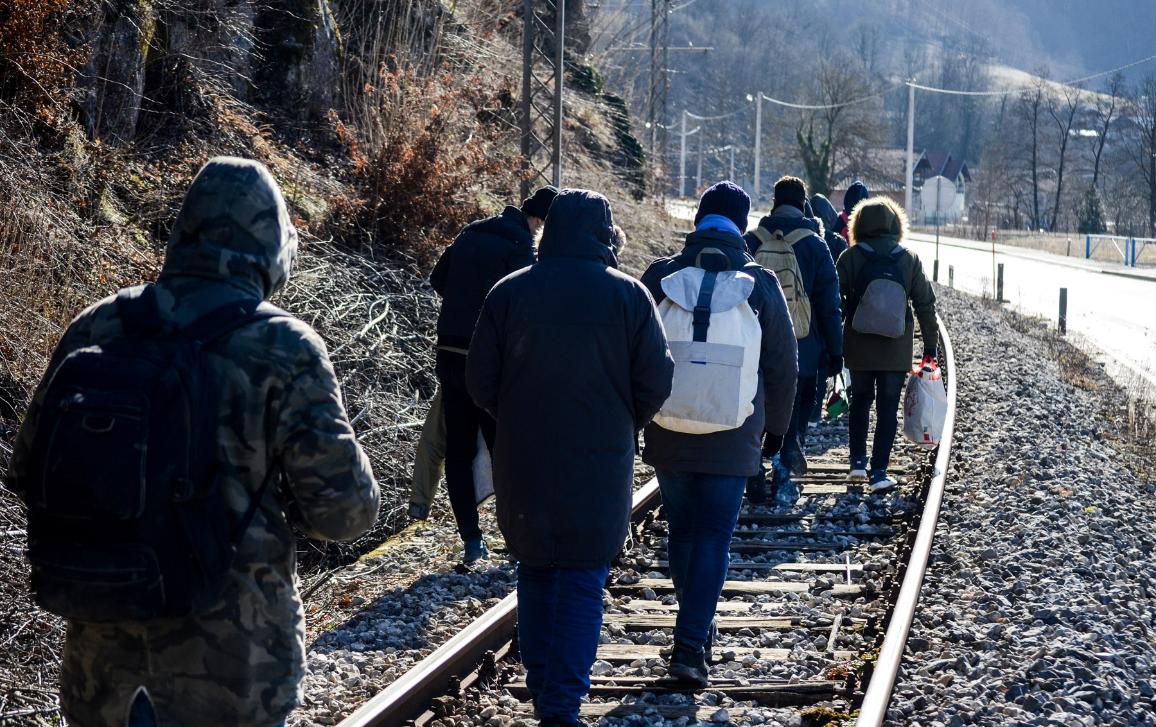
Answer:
[
  {"left": 1089, "top": 72, "right": 1124, "bottom": 189},
  {"left": 1046, "top": 83, "right": 1081, "bottom": 230},
  {"left": 794, "top": 57, "right": 882, "bottom": 196},
  {"left": 1125, "top": 74, "right": 1156, "bottom": 236},
  {"left": 1015, "top": 73, "right": 1048, "bottom": 230}
]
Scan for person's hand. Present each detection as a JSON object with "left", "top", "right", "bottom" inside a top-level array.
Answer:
[
  {"left": 827, "top": 353, "right": 844, "bottom": 378},
  {"left": 921, "top": 347, "right": 937, "bottom": 366},
  {"left": 762, "top": 432, "right": 784, "bottom": 457}
]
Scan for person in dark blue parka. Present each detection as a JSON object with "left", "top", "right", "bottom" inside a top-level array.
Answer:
[
  {"left": 808, "top": 193, "right": 850, "bottom": 426},
  {"left": 745, "top": 177, "right": 843, "bottom": 495},
  {"left": 467, "top": 189, "right": 674, "bottom": 726}
]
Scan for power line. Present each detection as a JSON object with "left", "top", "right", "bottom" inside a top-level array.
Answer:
[
  {"left": 758, "top": 86, "right": 898, "bottom": 110},
  {"left": 910, "top": 52, "right": 1156, "bottom": 96}
]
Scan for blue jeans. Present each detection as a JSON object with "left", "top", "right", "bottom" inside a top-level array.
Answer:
[
  {"left": 780, "top": 375, "right": 817, "bottom": 469},
  {"left": 517, "top": 563, "right": 610, "bottom": 722},
  {"left": 849, "top": 370, "right": 906, "bottom": 474},
  {"left": 655, "top": 469, "right": 747, "bottom": 650}
]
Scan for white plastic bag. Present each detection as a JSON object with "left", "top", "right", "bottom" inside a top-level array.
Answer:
[
  {"left": 472, "top": 430, "right": 494, "bottom": 504},
  {"left": 903, "top": 362, "right": 947, "bottom": 449}
]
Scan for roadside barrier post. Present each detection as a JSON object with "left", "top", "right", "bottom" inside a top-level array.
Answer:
[
  {"left": 1059, "top": 288, "right": 1068, "bottom": 334},
  {"left": 996, "top": 264, "right": 1004, "bottom": 303},
  {"left": 933, "top": 259, "right": 939, "bottom": 283},
  {"left": 1130, "top": 238, "right": 1137, "bottom": 267},
  {"left": 1085, "top": 235, "right": 1091, "bottom": 260},
  {"left": 948, "top": 265, "right": 954, "bottom": 288}
]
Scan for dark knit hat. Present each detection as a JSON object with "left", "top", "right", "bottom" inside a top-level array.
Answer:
[
  {"left": 772, "top": 176, "right": 807, "bottom": 212},
  {"left": 843, "top": 180, "right": 870, "bottom": 215},
  {"left": 521, "top": 186, "right": 558, "bottom": 220},
  {"left": 693, "top": 180, "right": 751, "bottom": 233}
]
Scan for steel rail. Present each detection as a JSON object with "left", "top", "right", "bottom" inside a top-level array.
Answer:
[
  {"left": 339, "top": 479, "right": 662, "bottom": 727},
  {"left": 856, "top": 316, "right": 958, "bottom": 726}
]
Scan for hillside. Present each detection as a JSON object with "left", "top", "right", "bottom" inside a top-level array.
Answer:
[{"left": 0, "top": 1, "right": 669, "bottom": 719}]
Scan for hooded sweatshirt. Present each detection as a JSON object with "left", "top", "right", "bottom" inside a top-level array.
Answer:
[
  {"left": 467, "top": 190, "right": 674, "bottom": 569},
  {"left": 811, "top": 193, "right": 849, "bottom": 266},
  {"left": 8, "top": 157, "right": 380, "bottom": 725},
  {"left": 837, "top": 200, "right": 938, "bottom": 371}
]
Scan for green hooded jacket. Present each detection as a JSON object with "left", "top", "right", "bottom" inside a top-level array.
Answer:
[
  {"left": 835, "top": 200, "right": 938, "bottom": 372},
  {"left": 8, "top": 157, "right": 380, "bottom": 725}
]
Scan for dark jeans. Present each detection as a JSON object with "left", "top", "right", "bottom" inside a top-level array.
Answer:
[
  {"left": 655, "top": 469, "right": 747, "bottom": 650},
  {"left": 517, "top": 563, "right": 610, "bottom": 722},
  {"left": 436, "top": 349, "right": 496, "bottom": 541},
  {"left": 849, "top": 370, "right": 907, "bottom": 474},
  {"left": 780, "top": 375, "right": 817, "bottom": 468},
  {"left": 811, "top": 375, "right": 827, "bottom": 423}
]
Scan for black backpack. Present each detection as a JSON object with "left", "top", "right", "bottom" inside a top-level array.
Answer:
[{"left": 22, "top": 284, "right": 289, "bottom": 622}]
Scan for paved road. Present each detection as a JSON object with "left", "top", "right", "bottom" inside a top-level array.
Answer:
[{"left": 904, "top": 231, "right": 1155, "bottom": 395}]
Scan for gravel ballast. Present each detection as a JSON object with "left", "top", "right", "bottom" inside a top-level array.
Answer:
[{"left": 891, "top": 288, "right": 1156, "bottom": 726}]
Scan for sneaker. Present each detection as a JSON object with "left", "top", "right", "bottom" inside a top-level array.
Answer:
[
  {"left": 849, "top": 458, "right": 868, "bottom": 481},
  {"left": 463, "top": 537, "right": 489, "bottom": 564},
  {"left": 407, "top": 502, "right": 429, "bottom": 521},
  {"left": 772, "top": 461, "right": 799, "bottom": 508},
  {"left": 704, "top": 620, "right": 718, "bottom": 663},
  {"left": 869, "top": 473, "right": 898, "bottom": 492},
  {"left": 538, "top": 719, "right": 590, "bottom": 727},
  {"left": 668, "top": 641, "right": 709, "bottom": 688}
]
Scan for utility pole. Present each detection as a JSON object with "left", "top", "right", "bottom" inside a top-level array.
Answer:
[
  {"left": 905, "top": 82, "right": 915, "bottom": 218},
  {"left": 696, "top": 126, "right": 704, "bottom": 193},
  {"left": 729, "top": 145, "right": 735, "bottom": 181},
  {"left": 754, "top": 93, "right": 763, "bottom": 200},
  {"left": 520, "top": 0, "right": 566, "bottom": 197},
  {"left": 646, "top": 0, "right": 671, "bottom": 196}
]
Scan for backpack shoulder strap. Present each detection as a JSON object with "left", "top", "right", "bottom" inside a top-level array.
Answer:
[
  {"left": 116, "top": 285, "right": 166, "bottom": 337},
  {"left": 784, "top": 228, "right": 812, "bottom": 246},
  {"left": 751, "top": 226, "right": 775, "bottom": 248},
  {"left": 692, "top": 271, "right": 718, "bottom": 342},
  {"left": 183, "top": 300, "right": 292, "bottom": 346}
]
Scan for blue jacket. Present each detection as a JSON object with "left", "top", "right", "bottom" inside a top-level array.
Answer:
[
  {"left": 745, "top": 208, "right": 843, "bottom": 377},
  {"left": 640, "top": 228, "right": 798, "bottom": 478},
  {"left": 467, "top": 191, "right": 674, "bottom": 568}
]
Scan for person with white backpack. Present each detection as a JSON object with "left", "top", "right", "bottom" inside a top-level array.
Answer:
[
  {"left": 836, "top": 196, "right": 938, "bottom": 491},
  {"left": 641, "top": 181, "right": 797, "bottom": 687},
  {"left": 745, "top": 177, "right": 843, "bottom": 502}
]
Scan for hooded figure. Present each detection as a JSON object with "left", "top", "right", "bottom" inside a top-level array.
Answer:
[
  {"left": 467, "top": 189, "right": 673, "bottom": 725},
  {"left": 810, "top": 193, "right": 849, "bottom": 266},
  {"left": 8, "top": 157, "right": 380, "bottom": 726},
  {"left": 839, "top": 180, "right": 871, "bottom": 239}
]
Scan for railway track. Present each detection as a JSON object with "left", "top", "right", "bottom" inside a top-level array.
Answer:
[{"left": 338, "top": 317, "right": 957, "bottom": 727}]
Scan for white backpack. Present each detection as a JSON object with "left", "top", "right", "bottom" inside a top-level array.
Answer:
[
  {"left": 653, "top": 255, "right": 762, "bottom": 434},
  {"left": 751, "top": 226, "right": 812, "bottom": 339}
]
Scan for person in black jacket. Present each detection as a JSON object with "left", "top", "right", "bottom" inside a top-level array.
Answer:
[
  {"left": 429, "top": 186, "right": 556, "bottom": 563},
  {"left": 808, "top": 193, "right": 850, "bottom": 427},
  {"left": 467, "top": 189, "right": 673, "bottom": 727},
  {"left": 641, "top": 181, "right": 798, "bottom": 687}
]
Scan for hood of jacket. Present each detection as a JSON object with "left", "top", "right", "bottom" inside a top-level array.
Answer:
[
  {"left": 160, "top": 157, "right": 297, "bottom": 301},
  {"left": 462, "top": 205, "right": 533, "bottom": 245},
  {"left": 537, "top": 189, "right": 618, "bottom": 267},
  {"left": 757, "top": 209, "right": 821, "bottom": 236},
  {"left": 810, "top": 194, "right": 841, "bottom": 233}
]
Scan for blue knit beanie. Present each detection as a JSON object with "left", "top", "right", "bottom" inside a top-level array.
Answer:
[
  {"left": 844, "top": 180, "right": 870, "bottom": 215},
  {"left": 693, "top": 181, "right": 751, "bottom": 233}
]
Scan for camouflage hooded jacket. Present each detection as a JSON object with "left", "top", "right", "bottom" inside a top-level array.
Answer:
[{"left": 7, "top": 158, "right": 380, "bottom": 726}]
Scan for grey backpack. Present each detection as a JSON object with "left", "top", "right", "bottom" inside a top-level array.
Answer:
[{"left": 849, "top": 245, "right": 909, "bottom": 338}]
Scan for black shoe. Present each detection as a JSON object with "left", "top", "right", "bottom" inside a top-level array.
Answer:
[
  {"left": 539, "top": 719, "right": 589, "bottom": 727},
  {"left": 407, "top": 502, "right": 429, "bottom": 520},
  {"left": 746, "top": 469, "right": 768, "bottom": 505},
  {"left": 704, "top": 620, "right": 718, "bottom": 663},
  {"left": 668, "top": 640, "right": 709, "bottom": 688}
]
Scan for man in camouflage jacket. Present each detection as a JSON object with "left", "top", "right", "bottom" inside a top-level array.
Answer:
[{"left": 7, "top": 157, "right": 380, "bottom": 726}]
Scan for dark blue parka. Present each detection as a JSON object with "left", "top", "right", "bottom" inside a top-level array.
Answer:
[
  {"left": 640, "top": 228, "right": 798, "bottom": 478},
  {"left": 811, "top": 194, "right": 849, "bottom": 267},
  {"left": 430, "top": 206, "right": 535, "bottom": 350},
  {"left": 745, "top": 207, "right": 843, "bottom": 377},
  {"left": 466, "top": 190, "right": 674, "bottom": 569}
]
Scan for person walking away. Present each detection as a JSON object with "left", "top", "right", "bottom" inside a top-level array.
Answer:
[
  {"left": 641, "top": 181, "right": 797, "bottom": 688},
  {"left": 430, "top": 186, "right": 557, "bottom": 563},
  {"left": 746, "top": 177, "right": 842, "bottom": 502},
  {"left": 837, "top": 196, "right": 938, "bottom": 491},
  {"left": 468, "top": 190, "right": 673, "bottom": 726},
  {"left": 407, "top": 388, "right": 445, "bottom": 520},
  {"left": 5, "top": 157, "right": 380, "bottom": 726},
  {"left": 808, "top": 193, "right": 850, "bottom": 426},
  {"left": 838, "top": 180, "right": 870, "bottom": 240}
]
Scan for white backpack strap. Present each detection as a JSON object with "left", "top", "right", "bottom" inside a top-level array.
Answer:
[{"left": 784, "top": 228, "right": 812, "bottom": 246}]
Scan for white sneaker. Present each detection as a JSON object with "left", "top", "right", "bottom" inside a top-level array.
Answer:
[
  {"left": 869, "top": 475, "right": 898, "bottom": 492},
  {"left": 849, "top": 468, "right": 868, "bottom": 480}
]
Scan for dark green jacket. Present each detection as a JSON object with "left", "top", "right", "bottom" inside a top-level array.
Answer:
[{"left": 836, "top": 234, "right": 938, "bottom": 372}]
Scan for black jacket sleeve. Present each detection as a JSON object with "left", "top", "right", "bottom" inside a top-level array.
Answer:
[
  {"left": 466, "top": 294, "right": 504, "bottom": 418},
  {"left": 430, "top": 244, "right": 452, "bottom": 296},
  {"left": 627, "top": 285, "right": 674, "bottom": 429},
  {"left": 907, "top": 254, "right": 939, "bottom": 352},
  {"left": 753, "top": 268, "right": 799, "bottom": 436}
]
